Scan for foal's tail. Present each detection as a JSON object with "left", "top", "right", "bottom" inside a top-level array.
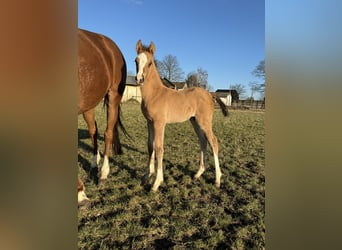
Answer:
[{"left": 213, "top": 94, "right": 229, "bottom": 117}]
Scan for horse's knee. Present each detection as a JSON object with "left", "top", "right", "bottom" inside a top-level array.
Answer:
[
  {"left": 88, "top": 125, "right": 97, "bottom": 137},
  {"left": 155, "top": 145, "right": 164, "bottom": 156},
  {"left": 78, "top": 178, "right": 84, "bottom": 192},
  {"left": 104, "top": 130, "right": 113, "bottom": 140}
]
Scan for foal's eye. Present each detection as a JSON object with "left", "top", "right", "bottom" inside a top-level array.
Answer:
[{"left": 148, "top": 62, "right": 152, "bottom": 67}]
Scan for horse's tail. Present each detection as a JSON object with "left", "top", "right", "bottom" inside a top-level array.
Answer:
[
  {"left": 212, "top": 94, "right": 229, "bottom": 117},
  {"left": 112, "top": 105, "right": 131, "bottom": 155}
]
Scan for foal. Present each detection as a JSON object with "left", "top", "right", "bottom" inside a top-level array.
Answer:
[{"left": 135, "top": 40, "right": 228, "bottom": 191}]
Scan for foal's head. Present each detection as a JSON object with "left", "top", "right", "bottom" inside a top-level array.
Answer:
[{"left": 135, "top": 40, "right": 155, "bottom": 85}]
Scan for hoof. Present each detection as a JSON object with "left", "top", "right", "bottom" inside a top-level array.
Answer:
[
  {"left": 78, "top": 199, "right": 91, "bottom": 209},
  {"left": 151, "top": 183, "right": 162, "bottom": 192},
  {"left": 215, "top": 182, "right": 221, "bottom": 188},
  {"left": 98, "top": 178, "right": 107, "bottom": 187},
  {"left": 141, "top": 176, "right": 148, "bottom": 185},
  {"left": 142, "top": 174, "right": 151, "bottom": 184}
]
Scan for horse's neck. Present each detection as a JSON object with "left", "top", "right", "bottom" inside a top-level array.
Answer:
[{"left": 141, "top": 66, "right": 165, "bottom": 99}]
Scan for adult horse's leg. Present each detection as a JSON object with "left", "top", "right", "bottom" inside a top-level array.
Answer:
[
  {"left": 190, "top": 117, "right": 208, "bottom": 180},
  {"left": 99, "top": 90, "right": 122, "bottom": 184},
  {"left": 151, "top": 121, "right": 165, "bottom": 192},
  {"left": 143, "top": 120, "right": 155, "bottom": 182},
  {"left": 196, "top": 116, "right": 222, "bottom": 188},
  {"left": 83, "top": 109, "right": 101, "bottom": 168},
  {"left": 78, "top": 177, "right": 90, "bottom": 208}
]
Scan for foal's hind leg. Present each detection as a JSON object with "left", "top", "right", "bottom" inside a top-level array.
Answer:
[
  {"left": 83, "top": 109, "right": 101, "bottom": 168},
  {"left": 196, "top": 117, "right": 222, "bottom": 188},
  {"left": 190, "top": 117, "right": 207, "bottom": 180}
]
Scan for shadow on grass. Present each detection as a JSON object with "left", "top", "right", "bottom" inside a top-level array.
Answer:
[
  {"left": 154, "top": 238, "right": 176, "bottom": 249},
  {"left": 78, "top": 128, "right": 144, "bottom": 186},
  {"left": 78, "top": 128, "right": 144, "bottom": 155},
  {"left": 78, "top": 153, "right": 99, "bottom": 185},
  {"left": 121, "top": 143, "right": 145, "bottom": 155}
]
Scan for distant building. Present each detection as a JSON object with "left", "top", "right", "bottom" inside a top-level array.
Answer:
[
  {"left": 122, "top": 76, "right": 141, "bottom": 102},
  {"left": 213, "top": 89, "right": 239, "bottom": 106},
  {"left": 161, "top": 78, "right": 187, "bottom": 90},
  {"left": 122, "top": 76, "right": 188, "bottom": 103}
]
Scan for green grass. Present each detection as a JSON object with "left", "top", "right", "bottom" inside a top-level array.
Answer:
[{"left": 78, "top": 101, "right": 265, "bottom": 249}]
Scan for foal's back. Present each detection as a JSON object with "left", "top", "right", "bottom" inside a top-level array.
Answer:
[{"left": 158, "top": 87, "right": 214, "bottom": 123}]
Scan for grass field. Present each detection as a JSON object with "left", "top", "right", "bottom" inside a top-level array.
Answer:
[{"left": 78, "top": 101, "right": 265, "bottom": 249}]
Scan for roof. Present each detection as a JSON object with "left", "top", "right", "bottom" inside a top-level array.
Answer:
[
  {"left": 126, "top": 75, "right": 137, "bottom": 86},
  {"left": 173, "top": 82, "right": 187, "bottom": 89},
  {"left": 161, "top": 78, "right": 174, "bottom": 88},
  {"left": 214, "top": 89, "right": 239, "bottom": 100},
  {"left": 161, "top": 78, "right": 187, "bottom": 89},
  {"left": 126, "top": 76, "right": 187, "bottom": 89}
]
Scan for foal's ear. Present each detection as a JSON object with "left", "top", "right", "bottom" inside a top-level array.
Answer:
[
  {"left": 136, "top": 40, "right": 142, "bottom": 53},
  {"left": 149, "top": 42, "right": 156, "bottom": 55}
]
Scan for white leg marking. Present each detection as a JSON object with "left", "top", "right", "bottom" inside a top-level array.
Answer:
[
  {"left": 214, "top": 153, "right": 222, "bottom": 188},
  {"left": 152, "top": 167, "right": 163, "bottom": 192},
  {"left": 91, "top": 150, "right": 101, "bottom": 168},
  {"left": 96, "top": 150, "right": 101, "bottom": 164},
  {"left": 100, "top": 156, "right": 110, "bottom": 180},
  {"left": 195, "top": 151, "right": 205, "bottom": 179},
  {"left": 149, "top": 150, "right": 155, "bottom": 177},
  {"left": 78, "top": 190, "right": 89, "bottom": 203}
]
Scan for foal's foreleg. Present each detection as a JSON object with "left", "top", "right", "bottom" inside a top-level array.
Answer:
[
  {"left": 83, "top": 110, "right": 100, "bottom": 168},
  {"left": 144, "top": 121, "right": 155, "bottom": 181},
  {"left": 151, "top": 122, "right": 165, "bottom": 192},
  {"left": 190, "top": 117, "right": 207, "bottom": 180}
]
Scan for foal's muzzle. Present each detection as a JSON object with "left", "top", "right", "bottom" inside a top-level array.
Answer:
[{"left": 135, "top": 75, "right": 144, "bottom": 85}]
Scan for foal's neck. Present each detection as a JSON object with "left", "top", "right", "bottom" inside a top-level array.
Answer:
[{"left": 141, "top": 64, "right": 165, "bottom": 98}]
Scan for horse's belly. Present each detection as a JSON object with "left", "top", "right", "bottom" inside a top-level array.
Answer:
[{"left": 166, "top": 109, "right": 195, "bottom": 123}]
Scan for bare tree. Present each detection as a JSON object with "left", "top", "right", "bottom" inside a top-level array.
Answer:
[
  {"left": 185, "top": 67, "right": 209, "bottom": 89},
  {"left": 252, "top": 60, "right": 265, "bottom": 79},
  {"left": 252, "top": 60, "right": 265, "bottom": 96},
  {"left": 186, "top": 72, "right": 198, "bottom": 87},
  {"left": 249, "top": 81, "right": 262, "bottom": 99},
  {"left": 230, "top": 83, "right": 247, "bottom": 99},
  {"left": 196, "top": 67, "right": 208, "bottom": 89},
  {"left": 156, "top": 54, "right": 184, "bottom": 82}
]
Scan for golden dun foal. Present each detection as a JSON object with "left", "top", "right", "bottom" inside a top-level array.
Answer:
[{"left": 135, "top": 40, "right": 229, "bottom": 192}]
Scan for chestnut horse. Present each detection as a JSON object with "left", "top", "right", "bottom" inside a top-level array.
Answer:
[
  {"left": 78, "top": 29, "right": 127, "bottom": 206},
  {"left": 135, "top": 40, "right": 229, "bottom": 192}
]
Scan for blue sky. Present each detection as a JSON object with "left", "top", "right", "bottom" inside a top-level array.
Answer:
[{"left": 78, "top": 0, "right": 264, "bottom": 98}]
